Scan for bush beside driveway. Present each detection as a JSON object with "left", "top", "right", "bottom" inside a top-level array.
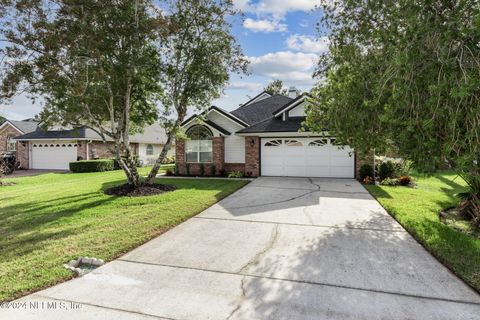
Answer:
[
  {"left": 366, "top": 171, "right": 480, "bottom": 293},
  {"left": 0, "top": 168, "right": 247, "bottom": 301}
]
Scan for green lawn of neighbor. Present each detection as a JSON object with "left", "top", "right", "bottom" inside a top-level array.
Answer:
[
  {"left": 366, "top": 171, "right": 480, "bottom": 293},
  {"left": 0, "top": 168, "right": 247, "bottom": 301}
]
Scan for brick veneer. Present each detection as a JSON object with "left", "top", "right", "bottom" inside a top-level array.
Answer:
[
  {"left": 0, "top": 124, "right": 29, "bottom": 169},
  {"left": 175, "top": 136, "right": 227, "bottom": 176},
  {"left": 245, "top": 136, "right": 260, "bottom": 177}
]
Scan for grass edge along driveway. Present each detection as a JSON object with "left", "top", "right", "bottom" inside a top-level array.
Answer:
[
  {"left": 365, "top": 171, "right": 480, "bottom": 293},
  {"left": 0, "top": 168, "right": 248, "bottom": 302}
]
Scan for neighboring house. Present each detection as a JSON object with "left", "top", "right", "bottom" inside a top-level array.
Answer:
[
  {"left": 0, "top": 120, "right": 173, "bottom": 170},
  {"left": 176, "top": 88, "right": 362, "bottom": 178}
]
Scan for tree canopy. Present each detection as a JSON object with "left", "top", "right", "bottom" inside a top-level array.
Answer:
[
  {"left": 264, "top": 80, "right": 288, "bottom": 95},
  {"left": 0, "top": 0, "right": 246, "bottom": 187},
  {"left": 306, "top": 0, "right": 480, "bottom": 172}
]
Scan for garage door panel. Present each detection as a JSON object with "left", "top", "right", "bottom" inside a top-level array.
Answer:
[
  {"left": 32, "top": 142, "right": 78, "bottom": 170},
  {"left": 261, "top": 138, "right": 354, "bottom": 178}
]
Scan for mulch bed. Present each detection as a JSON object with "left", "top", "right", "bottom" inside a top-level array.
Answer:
[{"left": 105, "top": 183, "right": 177, "bottom": 197}]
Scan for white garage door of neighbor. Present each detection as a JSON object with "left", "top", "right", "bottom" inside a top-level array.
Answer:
[
  {"left": 261, "top": 138, "right": 354, "bottom": 178},
  {"left": 31, "top": 142, "right": 78, "bottom": 170}
]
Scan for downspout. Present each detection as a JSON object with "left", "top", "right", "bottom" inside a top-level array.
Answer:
[{"left": 86, "top": 140, "right": 92, "bottom": 160}]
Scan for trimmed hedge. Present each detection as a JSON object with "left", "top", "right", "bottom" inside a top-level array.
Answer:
[{"left": 69, "top": 159, "right": 115, "bottom": 173}]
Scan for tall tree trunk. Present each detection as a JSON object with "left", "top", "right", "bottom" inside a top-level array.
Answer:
[{"left": 145, "top": 117, "right": 183, "bottom": 184}]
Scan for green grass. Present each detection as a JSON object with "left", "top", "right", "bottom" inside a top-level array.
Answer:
[
  {"left": 0, "top": 168, "right": 247, "bottom": 301},
  {"left": 365, "top": 171, "right": 480, "bottom": 292}
]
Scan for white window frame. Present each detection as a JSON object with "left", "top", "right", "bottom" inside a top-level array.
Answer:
[
  {"left": 6, "top": 136, "right": 16, "bottom": 152},
  {"left": 146, "top": 144, "right": 154, "bottom": 156}
]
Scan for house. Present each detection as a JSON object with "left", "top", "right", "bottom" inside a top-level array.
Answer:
[
  {"left": 176, "top": 88, "right": 362, "bottom": 178},
  {"left": 0, "top": 120, "right": 173, "bottom": 170}
]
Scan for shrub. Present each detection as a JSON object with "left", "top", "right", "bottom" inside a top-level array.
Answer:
[
  {"left": 228, "top": 170, "right": 244, "bottom": 178},
  {"left": 378, "top": 161, "right": 396, "bottom": 180},
  {"left": 161, "top": 155, "right": 175, "bottom": 164},
  {"left": 398, "top": 175, "right": 412, "bottom": 186},
  {"left": 165, "top": 168, "right": 174, "bottom": 176},
  {"left": 363, "top": 176, "right": 374, "bottom": 185},
  {"left": 457, "top": 173, "right": 480, "bottom": 226},
  {"left": 70, "top": 159, "right": 115, "bottom": 173},
  {"left": 396, "top": 160, "right": 413, "bottom": 177},
  {"left": 380, "top": 177, "right": 400, "bottom": 186},
  {"left": 359, "top": 164, "right": 374, "bottom": 180}
]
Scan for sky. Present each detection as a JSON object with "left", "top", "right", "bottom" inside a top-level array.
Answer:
[{"left": 0, "top": 0, "right": 326, "bottom": 120}]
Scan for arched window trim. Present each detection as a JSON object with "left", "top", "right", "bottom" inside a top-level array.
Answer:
[
  {"left": 186, "top": 125, "right": 213, "bottom": 140},
  {"left": 264, "top": 139, "right": 282, "bottom": 147},
  {"left": 185, "top": 125, "right": 213, "bottom": 163}
]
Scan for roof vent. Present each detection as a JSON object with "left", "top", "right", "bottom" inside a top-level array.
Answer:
[{"left": 288, "top": 86, "right": 298, "bottom": 99}]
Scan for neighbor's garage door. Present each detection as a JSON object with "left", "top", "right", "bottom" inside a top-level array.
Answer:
[
  {"left": 261, "top": 138, "right": 354, "bottom": 178},
  {"left": 31, "top": 142, "right": 78, "bottom": 170}
]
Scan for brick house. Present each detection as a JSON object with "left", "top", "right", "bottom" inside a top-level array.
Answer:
[
  {"left": 0, "top": 120, "right": 173, "bottom": 170},
  {"left": 176, "top": 88, "right": 364, "bottom": 178}
]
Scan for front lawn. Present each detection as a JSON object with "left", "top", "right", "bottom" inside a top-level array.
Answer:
[
  {"left": 0, "top": 168, "right": 247, "bottom": 301},
  {"left": 366, "top": 171, "right": 480, "bottom": 293}
]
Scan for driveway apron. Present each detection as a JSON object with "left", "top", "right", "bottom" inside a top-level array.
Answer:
[{"left": 3, "top": 177, "right": 480, "bottom": 320}]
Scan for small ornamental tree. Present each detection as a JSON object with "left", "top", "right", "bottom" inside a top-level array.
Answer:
[
  {"left": 306, "top": 0, "right": 480, "bottom": 174},
  {"left": 145, "top": 0, "right": 248, "bottom": 183}
]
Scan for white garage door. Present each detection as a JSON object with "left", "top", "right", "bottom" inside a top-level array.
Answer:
[
  {"left": 261, "top": 138, "right": 355, "bottom": 178},
  {"left": 31, "top": 142, "right": 78, "bottom": 170}
]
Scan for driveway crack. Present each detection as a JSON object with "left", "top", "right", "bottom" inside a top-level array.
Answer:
[
  {"left": 227, "top": 224, "right": 280, "bottom": 320},
  {"left": 229, "top": 179, "right": 321, "bottom": 210}
]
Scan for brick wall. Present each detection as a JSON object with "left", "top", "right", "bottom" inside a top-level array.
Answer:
[
  {"left": 77, "top": 142, "right": 87, "bottom": 160},
  {"left": 245, "top": 136, "right": 260, "bottom": 177},
  {"left": 224, "top": 163, "right": 245, "bottom": 175},
  {"left": 17, "top": 142, "right": 29, "bottom": 169},
  {"left": 0, "top": 124, "right": 29, "bottom": 169},
  {"left": 175, "top": 137, "right": 226, "bottom": 176},
  {"left": 89, "top": 141, "right": 116, "bottom": 159},
  {"left": 212, "top": 137, "right": 224, "bottom": 175}
]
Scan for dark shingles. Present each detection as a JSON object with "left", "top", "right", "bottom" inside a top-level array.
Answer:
[
  {"left": 237, "top": 117, "right": 308, "bottom": 133},
  {"left": 8, "top": 120, "right": 39, "bottom": 134},
  {"left": 231, "top": 95, "right": 292, "bottom": 125}
]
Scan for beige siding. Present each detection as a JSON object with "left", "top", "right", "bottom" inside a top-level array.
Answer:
[{"left": 207, "top": 111, "right": 245, "bottom": 163}]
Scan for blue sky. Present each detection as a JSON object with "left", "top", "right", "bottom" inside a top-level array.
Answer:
[{"left": 0, "top": 0, "right": 326, "bottom": 119}]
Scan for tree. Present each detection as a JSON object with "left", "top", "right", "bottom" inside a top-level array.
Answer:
[
  {"left": 264, "top": 80, "right": 288, "bottom": 95},
  {"left": 145, "top": 0, "right": 247, "bottom": 183},
  {"left": 0, "top": 0, "right": 165, "bottom": 187},
  {"left": 306, "top": 0, "right": 480, "bottom": 173},
  {"left": 0, "top": 116, "right": 5, "bottom": 125}
]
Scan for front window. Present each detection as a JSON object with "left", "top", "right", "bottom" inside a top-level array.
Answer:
[
  {"left": 146, "top": 144, "right": 154, "bottom": 156},
  {"left": 6, "top": 136, "right": 16, "bottom": 152},
  {"left": 185, "top": 125, "right": 213, "bottom": 163}
]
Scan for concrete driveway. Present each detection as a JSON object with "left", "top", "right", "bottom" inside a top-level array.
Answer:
[{"left": 4, "top": 177, "right": 480, "bottom": 319}]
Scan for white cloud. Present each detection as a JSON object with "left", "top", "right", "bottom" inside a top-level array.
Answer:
[
  {"left": 248, "top": 51, "right": 318, "bottom": 85},
  {"left": 243, "top": 18, "right": 287, "bottom": 33},
  {"left": 234, "top": 0, "right": 318, "bottom": 17},
  {"left": 286, "top": 35, "right": 329, "bottom": 53},
  {"left": 228, "top": 81, "right": 264, "bottom": 91},
  {"left": 0, "top": 95, "right": 43, "bottom": 120}
]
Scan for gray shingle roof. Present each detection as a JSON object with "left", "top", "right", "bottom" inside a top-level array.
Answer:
[
  {"left": 14, "top": 122, "right": 169, "bottom": 144},
  {"left": 237, "top": 117, "right": 307, "bottom": 133},
  {"left": 231, "top": 95, "right": 292, "bottom": 125},
  {"left": 8, "top": 120, "right": 39, "bottom": 134}
]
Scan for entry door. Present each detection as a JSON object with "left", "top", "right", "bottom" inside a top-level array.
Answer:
[{"left": 260, "top": 138, "right": 354, "bottom": 178}]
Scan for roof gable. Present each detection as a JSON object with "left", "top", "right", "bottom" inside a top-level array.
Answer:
[
  {"left": 272, "top": 94, "right": 309, "bottom": 117},
  {"left": 231, "top": 95, "right": 293, "bottom": 125},
  {"left": 0, "top": 119, "right": 39, "bottom": 134},
  {"left": 240, "top": 91, "right": 271, "bottom": 107}
]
